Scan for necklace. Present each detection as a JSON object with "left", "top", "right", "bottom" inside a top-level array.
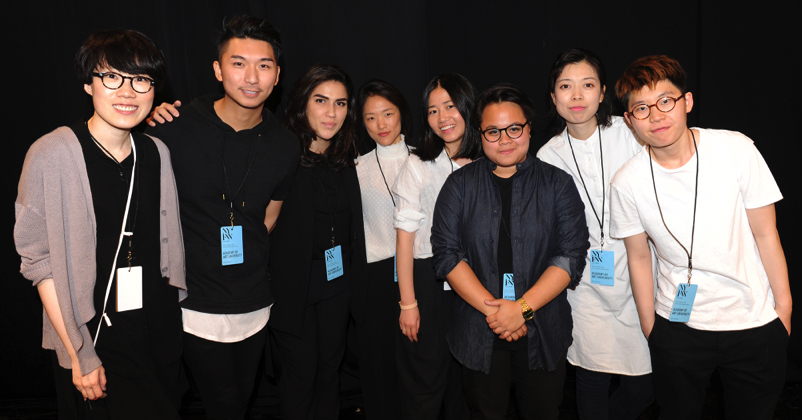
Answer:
[
  {"left": 648, "top": 130, "right": 699, "bottom": 283},
  {"left": 567, "top": 123, "right": 606, "bottom": 247},
  {"left": 375, "top": 140, "right": 410, "bottom": 206}
]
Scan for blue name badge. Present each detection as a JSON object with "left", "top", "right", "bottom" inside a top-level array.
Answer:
[
  {"left": 590, "top": 250, "right": 614, "bottom": 286},
  {"left": 325, "top": 245, "right": 344, "bottom": 281},
  {"left": 669, "top": 283, "right": 698, "bottom": 322},
  {"left": 394, "top": 253, "right": 398, "bottom": 283},
  {"left": 220, "top": 226, "right": 244, "bottom": 266},
  {"left": 503, "top": 273, "right": 515, "bottom": 301}
]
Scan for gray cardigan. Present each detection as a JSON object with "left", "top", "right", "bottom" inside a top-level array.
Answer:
[{"left": 14, "top": 127, "right": 186, "bottom": 375}]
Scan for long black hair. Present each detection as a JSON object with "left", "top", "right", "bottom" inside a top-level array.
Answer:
[
  {"left": 545, "top": 48, "right": 613, "bottom": 139},
  {"left": 355, "top": 79, "right": 412, "bottom": 154},
  {"left": 284, "top": 64, "right": 356, "bottom": 170},
  {"left": 414, "top": 73, "right": 482, "bottom": 162}
]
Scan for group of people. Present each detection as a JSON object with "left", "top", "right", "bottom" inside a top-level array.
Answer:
[{"left": 14, "top": 13, "right": 790, "bottom": 420}]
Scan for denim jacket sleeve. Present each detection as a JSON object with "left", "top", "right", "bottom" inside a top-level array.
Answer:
[
  {"left": 549, "top": 169, "right": 589, "bottom": 289},
  {"left": 431, "top": 171, "right": 467, "bottom": 279}
]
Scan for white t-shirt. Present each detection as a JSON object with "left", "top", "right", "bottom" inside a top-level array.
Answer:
[
  {"left": 355, "top": 137, "right": 412, "bottom": 263},
  {"left": 392, "top": 148, "right": 461, "bottom": 259},
  {"left": 538, "top": 116, "right": 651, "bottom": 375},
  {"left": 610, "top": 128, "right": 783, "bottom": 331}
]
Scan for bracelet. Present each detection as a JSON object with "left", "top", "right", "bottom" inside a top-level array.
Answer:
[{"left": 399, "top": 300, "right": 418, "bottom": 310}]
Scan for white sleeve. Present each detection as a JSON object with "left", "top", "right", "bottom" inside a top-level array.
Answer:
[
  {"left": 738, "top": 140, "right": 782, "bottom": 209},
  {"left": 392, "top": 158, "right": 425, "bottom": 233},
  {"left": 609, "top": 177, "right": 645, "bottom": 239}
]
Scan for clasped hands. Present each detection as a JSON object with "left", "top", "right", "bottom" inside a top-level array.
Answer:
[{"left": 485, "top": 298, "right": 527, "bottom": 341}]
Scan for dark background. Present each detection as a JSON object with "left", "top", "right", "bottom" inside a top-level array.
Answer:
[{"left": 3, "top": 0, "right": 798, "bottom": 399}]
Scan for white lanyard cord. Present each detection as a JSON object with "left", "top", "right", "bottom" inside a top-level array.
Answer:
[{"left": 93, "top": 134, "right": 137, "bottom": 346}]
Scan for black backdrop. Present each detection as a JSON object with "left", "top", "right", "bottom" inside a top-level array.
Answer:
[{"left": 3, "top": 0, "right": 799, "bottom": 399}]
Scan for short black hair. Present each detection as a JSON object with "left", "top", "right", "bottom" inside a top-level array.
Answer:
[
  {"left": 355, "top": 79, "right": 412, "bottom": 154},
  {"left": 217, "top": 15, "right": 282, "bottom": 62},
  {"left": 414, "top": 73, "right": 483, "bottom": 162},
  {"left": 75, "top": 29, "right": 166, "bottom": 90},
  {"left": 545, "top": 48, "right": 612, "bottom": 139},
  {"left": 284, "top": 64, "right": 356, "bottom": 171},
  {"left": 473, "top": 83, "right": 537, "bottom": 130}
]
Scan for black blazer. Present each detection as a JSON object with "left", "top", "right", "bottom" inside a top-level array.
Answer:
[{"left": 268, "top": 163, "right": 368, "bottom": 335}]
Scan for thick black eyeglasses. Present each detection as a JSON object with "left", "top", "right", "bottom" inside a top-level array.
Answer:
[
  {"left": 628, "top": 95, "right": 684, "bottom": 120},
  {"left": 481, "top": 122, "right": 529, "bottom": 143},
  {"left": 92, "top": 72, "right": 155, "bottom": 94}
]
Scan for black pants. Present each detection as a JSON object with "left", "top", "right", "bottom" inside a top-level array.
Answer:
[
  {"left": 462, "top": 348, "right": 566, "bottom": 420},
  {"left": 272, "top": 289, "right": 351, "bottom": 420},
  {"left": 574, "top": 366, "right": 654, "bottom": 420},
  {"left": 53, "top": 289, "right": 183, "bottom": 420},
  {"left": 183, "top": 326, "right": 267, "bottom": 420},
  {"left": 396, "top": 258, "right": 469, "bottom": 420},
  {"left": 357, "top": 257, "right": 400, "bottom": 420},
  {"left": 648, "top": 315, "right": 788, "bottom": 420}
]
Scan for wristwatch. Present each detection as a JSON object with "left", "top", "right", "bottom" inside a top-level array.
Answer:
[{"left": 518, "top": 298, "right": 534, "bottom": 321}]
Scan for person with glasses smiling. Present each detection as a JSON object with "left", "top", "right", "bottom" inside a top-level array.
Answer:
[
  {"left": 610, "top": 55, "right": 790, "bottom": 420},
  {"left": 14, "top": 30, "right": 186, "bottom": 418},
  {"left": 431, "top": 83, "right": 589, "bottom": 419}
]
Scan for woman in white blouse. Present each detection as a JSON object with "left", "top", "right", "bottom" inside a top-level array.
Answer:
[
  {"left": 536, "top": 48, "right": 654, "bottom": 420},
  {"left": 353, "top": 79, "right": 413, "bottom": 420},
  {"left": 392, "top": 73, "right": 482, "bottom": 420}
]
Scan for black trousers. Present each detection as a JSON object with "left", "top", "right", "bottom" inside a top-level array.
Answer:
[
  {"left": 648, "top": 315, "right": 788, "bottom": 420},
  {"left": 357, "top": 257, "right": 400, "bottom": 420},
  {"left": 53, "top": 292, "right": 183, "bottom": 420},
  {"left": 183, "top": 326, "right": 267, "bottom": 420},
  {"left": 574, "top": 366, "right": 654, "bottom": 420},
  {"left": 396, "top": 258, "right": 469, "bottom": 420},
  {"left": 272, "top": 289, "right": 351, "bottom": 420},
  {"left": 461, "top": 348, "right": 566, "bottom": 420}
]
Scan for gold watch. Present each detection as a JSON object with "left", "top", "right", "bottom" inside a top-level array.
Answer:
[{"left": 518, "top": 298, "right": 534, "bottom": 321}]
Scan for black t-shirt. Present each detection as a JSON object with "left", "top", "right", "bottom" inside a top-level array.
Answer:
[
  {"left": 72, "top": 121, "right": 177, "bottom": 335},
  {"left": 492, "top": 172, "right": 526, "bottom": 351},
  {"left": 146, "top": 95, "right": 300, "bottom": 314}
]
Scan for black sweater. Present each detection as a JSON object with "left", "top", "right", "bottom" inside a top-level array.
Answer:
[
  {"left": 147, "top": 95, "right": 300, "bottom": 314},
  {"left": 268, "top": 161, "right": 368, "bottom": 335}
]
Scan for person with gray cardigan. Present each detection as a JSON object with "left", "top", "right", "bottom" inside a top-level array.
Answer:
[{"left": 14, "top": 29, "right": 186, "bottom": 419}]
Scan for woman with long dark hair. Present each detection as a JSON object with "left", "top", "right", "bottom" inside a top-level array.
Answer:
[
  {"left": 268, "top": 64, "right": 367, "bottom": 420},
  {"left": 14, "top": 30, "right": 185, "bottom": 418},
  {"left": 352, "top": 79, "right": 413, "bottom": 420},
  {"left": 392, "top": 73, "right": 482, "bottom": 420},
  {"left": 536, "top": 49, "right": 653, "bottom": 420}
]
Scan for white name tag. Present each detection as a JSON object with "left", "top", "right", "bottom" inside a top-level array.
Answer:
[{"left": 116, "top": 266, "right": 143, "bottom": 312}]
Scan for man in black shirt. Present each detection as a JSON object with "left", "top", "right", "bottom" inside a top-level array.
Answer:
[{"left": 147, "top": 16, "right": 299, "bottom": 420}]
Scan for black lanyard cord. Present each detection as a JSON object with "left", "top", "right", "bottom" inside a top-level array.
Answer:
[
  {"left": 567, "top": 124, "right": 606, "bottom": 247},
  {"left": 219, "top": 134, "right": 261, "bottom": 226},
  {"left": 444, "top": 148, "right": 455, "bottom": 174},
  {"left": 649, "top": 130, "right": 699, "bottom": 284},
  {"left": 375, "top": 142, "right": 410, "bottom": 207}
]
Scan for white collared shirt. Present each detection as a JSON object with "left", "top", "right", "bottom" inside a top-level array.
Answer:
[
  {"left": 392, "top": 148, "right": 461, "bottom": 259},
  {"left": 355, "top": 137, "right": 412, "bottom": 263}
]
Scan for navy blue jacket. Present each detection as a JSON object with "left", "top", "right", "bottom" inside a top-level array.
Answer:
[{"left": 431, "top": 155, "right": 588, "bottom": 373}]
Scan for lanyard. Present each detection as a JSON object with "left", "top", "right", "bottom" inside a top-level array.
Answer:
[
  {"left": 219, "top": 134, "right": 261, "bottom": 226},
  {"left": 375, "top": 141, "right": 410, "bottom": 206},
  {"left": 444, "top": 148, "right": 455, "bottom": 174},
  {"left": 93, "top": 134, "right": 137, "bottom": 345},
  {"left": 567, "top": 126, "right": 606, "bottom": 247},
  {"left": 649, "top": 130, "right": 699, "bottom": 284},
  {"left": 312, "top": 164, "right": 340, "bottom": 247}
]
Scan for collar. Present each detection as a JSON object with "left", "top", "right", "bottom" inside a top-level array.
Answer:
[
  {"left": 375, "top": 135, "right": 409, "bottom": 159},
  {"left": 71, "top": 120, "right": 106, "bottom": 164},
  {"left": 482, "top": 153, "right": 535, "bottom": 173}
]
